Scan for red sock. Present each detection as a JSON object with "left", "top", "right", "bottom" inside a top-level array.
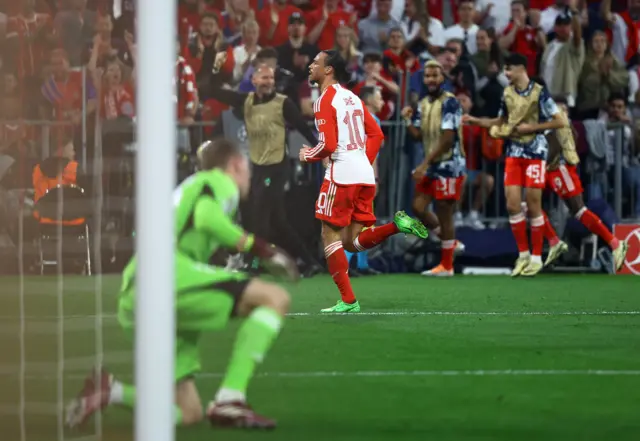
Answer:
[
  {"left": 509, "top": 213, "right": 529, "bottom": 254},
  {"left": 530, "top": 215, "right": 544, "bottom": 258},
  {"left": 576, "top": 207, "right": 619, "bottom": 250},
  {"left": 441, "top": 240, "right": 455, "bottom": 270},
  {"left": 353, "top": 223, "right": 399, "bottom": 251},
  {"left": 325, "top": 241, "right": 356, "bottom": 304},
  {"left": 542, "top": 211, "right": 560, "bottom": 246}
]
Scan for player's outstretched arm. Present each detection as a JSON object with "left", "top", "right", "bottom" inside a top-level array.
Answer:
[
  {"left": 363, "top": 105, "right": 384, "bottom": 164},
  {"left": 462, "top": 115, "right": 504, "bottom": 129}
]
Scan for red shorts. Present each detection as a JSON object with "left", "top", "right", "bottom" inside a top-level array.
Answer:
[
  {"left": 414, "top": 176, "right": 465, "bottom": 200},
  {"left": 504, "top": 157, "right": 546, "bottom": 189},
  {"left": 315, "top": 180, "right": 376, "bottom": 228},
  {"left": 546, "top": 164, "right": 584, "bottom": 199}
]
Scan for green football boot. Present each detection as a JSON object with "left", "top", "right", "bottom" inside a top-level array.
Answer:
[
  {"left": 320, "top": 300, "right": 361, "bottom": 313},
  {"left": 393, "top": 211, "right": 429, "bottom": 239}
]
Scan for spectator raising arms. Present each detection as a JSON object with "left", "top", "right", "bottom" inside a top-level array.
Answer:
[
  {"left": 257, "top": 0, "right": 303, "bottom": 47},
  {"left": 232, "top": 19, "right": 261, "bottom": 84},
  {"left": 306, "top": 0, "right": 357, "bottom": 50},
  {"left": 183, "top": 11, "right": 234, "bottom": 99},
  {"left": 220, "top": 0, "right": 255, "bottom": 46},
  {"left": 97, "top": 60, "right": 135, "bottom": 121},
  {"left": 601, "top": 0, "right": 640, "bottom": 65},
  {"left": 358, "top": 0, "right": 402, "bottom": 54},
  {"left": 88, "top": 14, "right": 129, "bottom": 68},
  {"left": 499, "top": 0, "right": 546, "bottom": 78},
  {"left": 401, "top": 0, "right": 445, "bottom": 59},
  {"left": 540, "top": 9, "right": 585, "bottom": 109},
  {"left": 276, "top": 12, "right": 318, "bottom": 82},
  {"left": 576, "top": 31, "right": 629, "bottom": 120}
]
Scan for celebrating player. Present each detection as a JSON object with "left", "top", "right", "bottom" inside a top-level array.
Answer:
[
  {"left": 402, "top": 60, "right": 466, "bottom": 277},
  {"left": 300, "top": 50, "right": 428, "bottom": 313},
  {"left": 463, "top": 53, "right": 566, "bottom": 277},
  {"left": 66, "top": 139, "right": 299, "bottom": 430},
  {"left": 539, "top": 97, "right": 629, "bottom": 269}
]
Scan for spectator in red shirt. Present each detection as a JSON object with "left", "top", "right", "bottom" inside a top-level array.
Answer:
[
  {"left": 498, "top": 0, "right": 546, "bottom": 77},
  {"left": 178, "top": 0, "right": 207, "bottom": 44},
  {"left": 352, "top": 52, "right": 399, "bottom": 120},
  {"left": 383, "top": 27, "right": 420, "bottom": 78},
  {"left": 305, "top": 0, "right": 357, "bottom": 50},
  {"left": 456, "top": 91, "right": 494, "bottom": 230},
  {"left": 97, "top": 60, "right": 135, "bottom": 120},
  {"left": 183, "top": 11, "right": 234, "bottom": 99},
  {"left": 257, "top": 0, "right": 303, "bottom": 47}
]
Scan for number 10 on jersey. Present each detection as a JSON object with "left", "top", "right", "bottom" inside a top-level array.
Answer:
[{"left": 343, "top": 109, "right": 365, "bottom": 151}]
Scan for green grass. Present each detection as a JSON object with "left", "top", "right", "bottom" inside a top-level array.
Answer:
[{"left": 1, "top": 274, "right": 640, "bottom": 441}]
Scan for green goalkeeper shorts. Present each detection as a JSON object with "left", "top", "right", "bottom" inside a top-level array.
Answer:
[{"left": 118, "top": 253, "right": 250, "bottom": 380}]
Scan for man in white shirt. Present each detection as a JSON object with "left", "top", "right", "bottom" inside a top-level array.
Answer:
[
  {"left": 444, "top": 0, "right": 479, "bottom": 54},
  {"left": 475, "top": 0, "right": 512, "bottom": 34}
]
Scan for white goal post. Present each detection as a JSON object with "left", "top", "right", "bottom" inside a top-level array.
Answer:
[{"left": 135, "top": 1, "right": 176, "bottom": 441}]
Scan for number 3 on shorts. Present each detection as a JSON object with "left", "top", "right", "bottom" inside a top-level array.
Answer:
[{"left": 526, "top": 162, "right": 545, "bottom": 186}]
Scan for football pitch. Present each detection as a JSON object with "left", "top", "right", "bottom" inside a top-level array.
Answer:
[{"left": 0, "top": 274, "right": 639, "bottom": 441}]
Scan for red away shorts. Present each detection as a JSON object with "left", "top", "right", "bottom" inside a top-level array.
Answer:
[
  {"left": 504, "top": 157, "right": 546, "bottom": 189},
  {"left": 546, "top": 164, "right": 584, "bottom": 199},
  {"left": 415, "top": 175, "right": 465, "bottom": 200},
  {"left": 315, "top": 179, "right": 376, "bottom": 228}
]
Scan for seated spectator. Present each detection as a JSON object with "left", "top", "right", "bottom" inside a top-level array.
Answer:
[
  {"left": 232, "top": 19, "right": 261, "bottom": 84},
  {"left": 540, "top": 11, "right": 584, "bottom": 109},
  {"left": 595, "top": 94, "right": 640, "bottom": 218},
  {"left": 358, "top": 0, "right": 401, "bottom": 54},
  {"left": 54, "top": 0, "right": 97, "bottom": 66},
  {"left": 401, "top": 0, "right": 444, "bottom": 59},
  {"left": 499, "top": 0, "right": 546, "bottom": 78},
  {"left": 333, "top": 25, "right": 362, "bottom": 83},
  {"left": 183, "top": 11, "right": 234, "bottom": 100},
  {"left": 305, "top": 0, "right": 357, "bottom": 50},
  {"left": 455, "top": 92, "right": 494, "bottom": 229},
  {"left": 32, "top": 140, "right": 86, "bottom": 225},
  {"left": 576, "top": 31, "right": 629, "bottom": 120},
  {"left": 276, "top": 12, "right": 318, "bottom": 82},
  {"left": 256, "top": 0, "right": 303, "bottom": 47},
  {"left": 352, "top": 52, "right": 399, "bottom": 120},
  {"left": 219, "top": 0, "right": 255, "bottom": 46},
  {"left": 444, "top": 0, "right": 479, "bottom": 55}
]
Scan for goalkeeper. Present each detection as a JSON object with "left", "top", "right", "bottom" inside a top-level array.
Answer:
[{"left": 66, "top": 139, "right": 299, "bottom": 430}]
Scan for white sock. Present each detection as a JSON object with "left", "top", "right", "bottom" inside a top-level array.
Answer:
[
  {"left": 519, "top": 251, "right": 530, "bottom": 259},
  {"left": 530, "top": 255, "right": 542, "bottom": 264},
  {"left": 109, "top": 380, "right": 124, "bottom": 404},
  {"left": 215, "top": 388, "right": 246, "bottom": 404}
]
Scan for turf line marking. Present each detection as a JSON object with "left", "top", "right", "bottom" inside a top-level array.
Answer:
[
  {"left": 7, "top": 369, "right": 640, "bottom": 381},
  {"left": 0, "top": 311, "right": 639, "bottom": 321}
]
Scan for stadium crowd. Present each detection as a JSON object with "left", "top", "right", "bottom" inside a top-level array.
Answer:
[{"left": 0, "top": 0, "right": 639, "bottom": 229}]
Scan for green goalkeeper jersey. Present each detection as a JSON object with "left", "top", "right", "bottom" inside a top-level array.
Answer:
[{"left": 121, "top": 169, "right": 244, "bottom": 290}]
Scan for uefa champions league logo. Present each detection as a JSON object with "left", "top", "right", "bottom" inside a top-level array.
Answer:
[{"left": 237, "top": 125, "right": 247, "bottom": 143}]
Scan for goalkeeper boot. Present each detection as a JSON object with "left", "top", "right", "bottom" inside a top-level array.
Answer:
[
  {"left": 394, "top": 211, "right": 429, "bottom": 239},
  {"left": 66, "top": 367, "right": 113, "bottom": 428},
  {"left": 321, "top": 300, "right": 361, "bottom": 313},
  {"left": 207, "top": 401, "right": 276, "bottom": 429},
  {"left": 544, "top": 240, "right": 568, "bottom": 267}
]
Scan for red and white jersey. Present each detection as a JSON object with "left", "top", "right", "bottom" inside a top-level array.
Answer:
[{"left": 304, "top": 84, "right": 384, "bottom": 186}]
